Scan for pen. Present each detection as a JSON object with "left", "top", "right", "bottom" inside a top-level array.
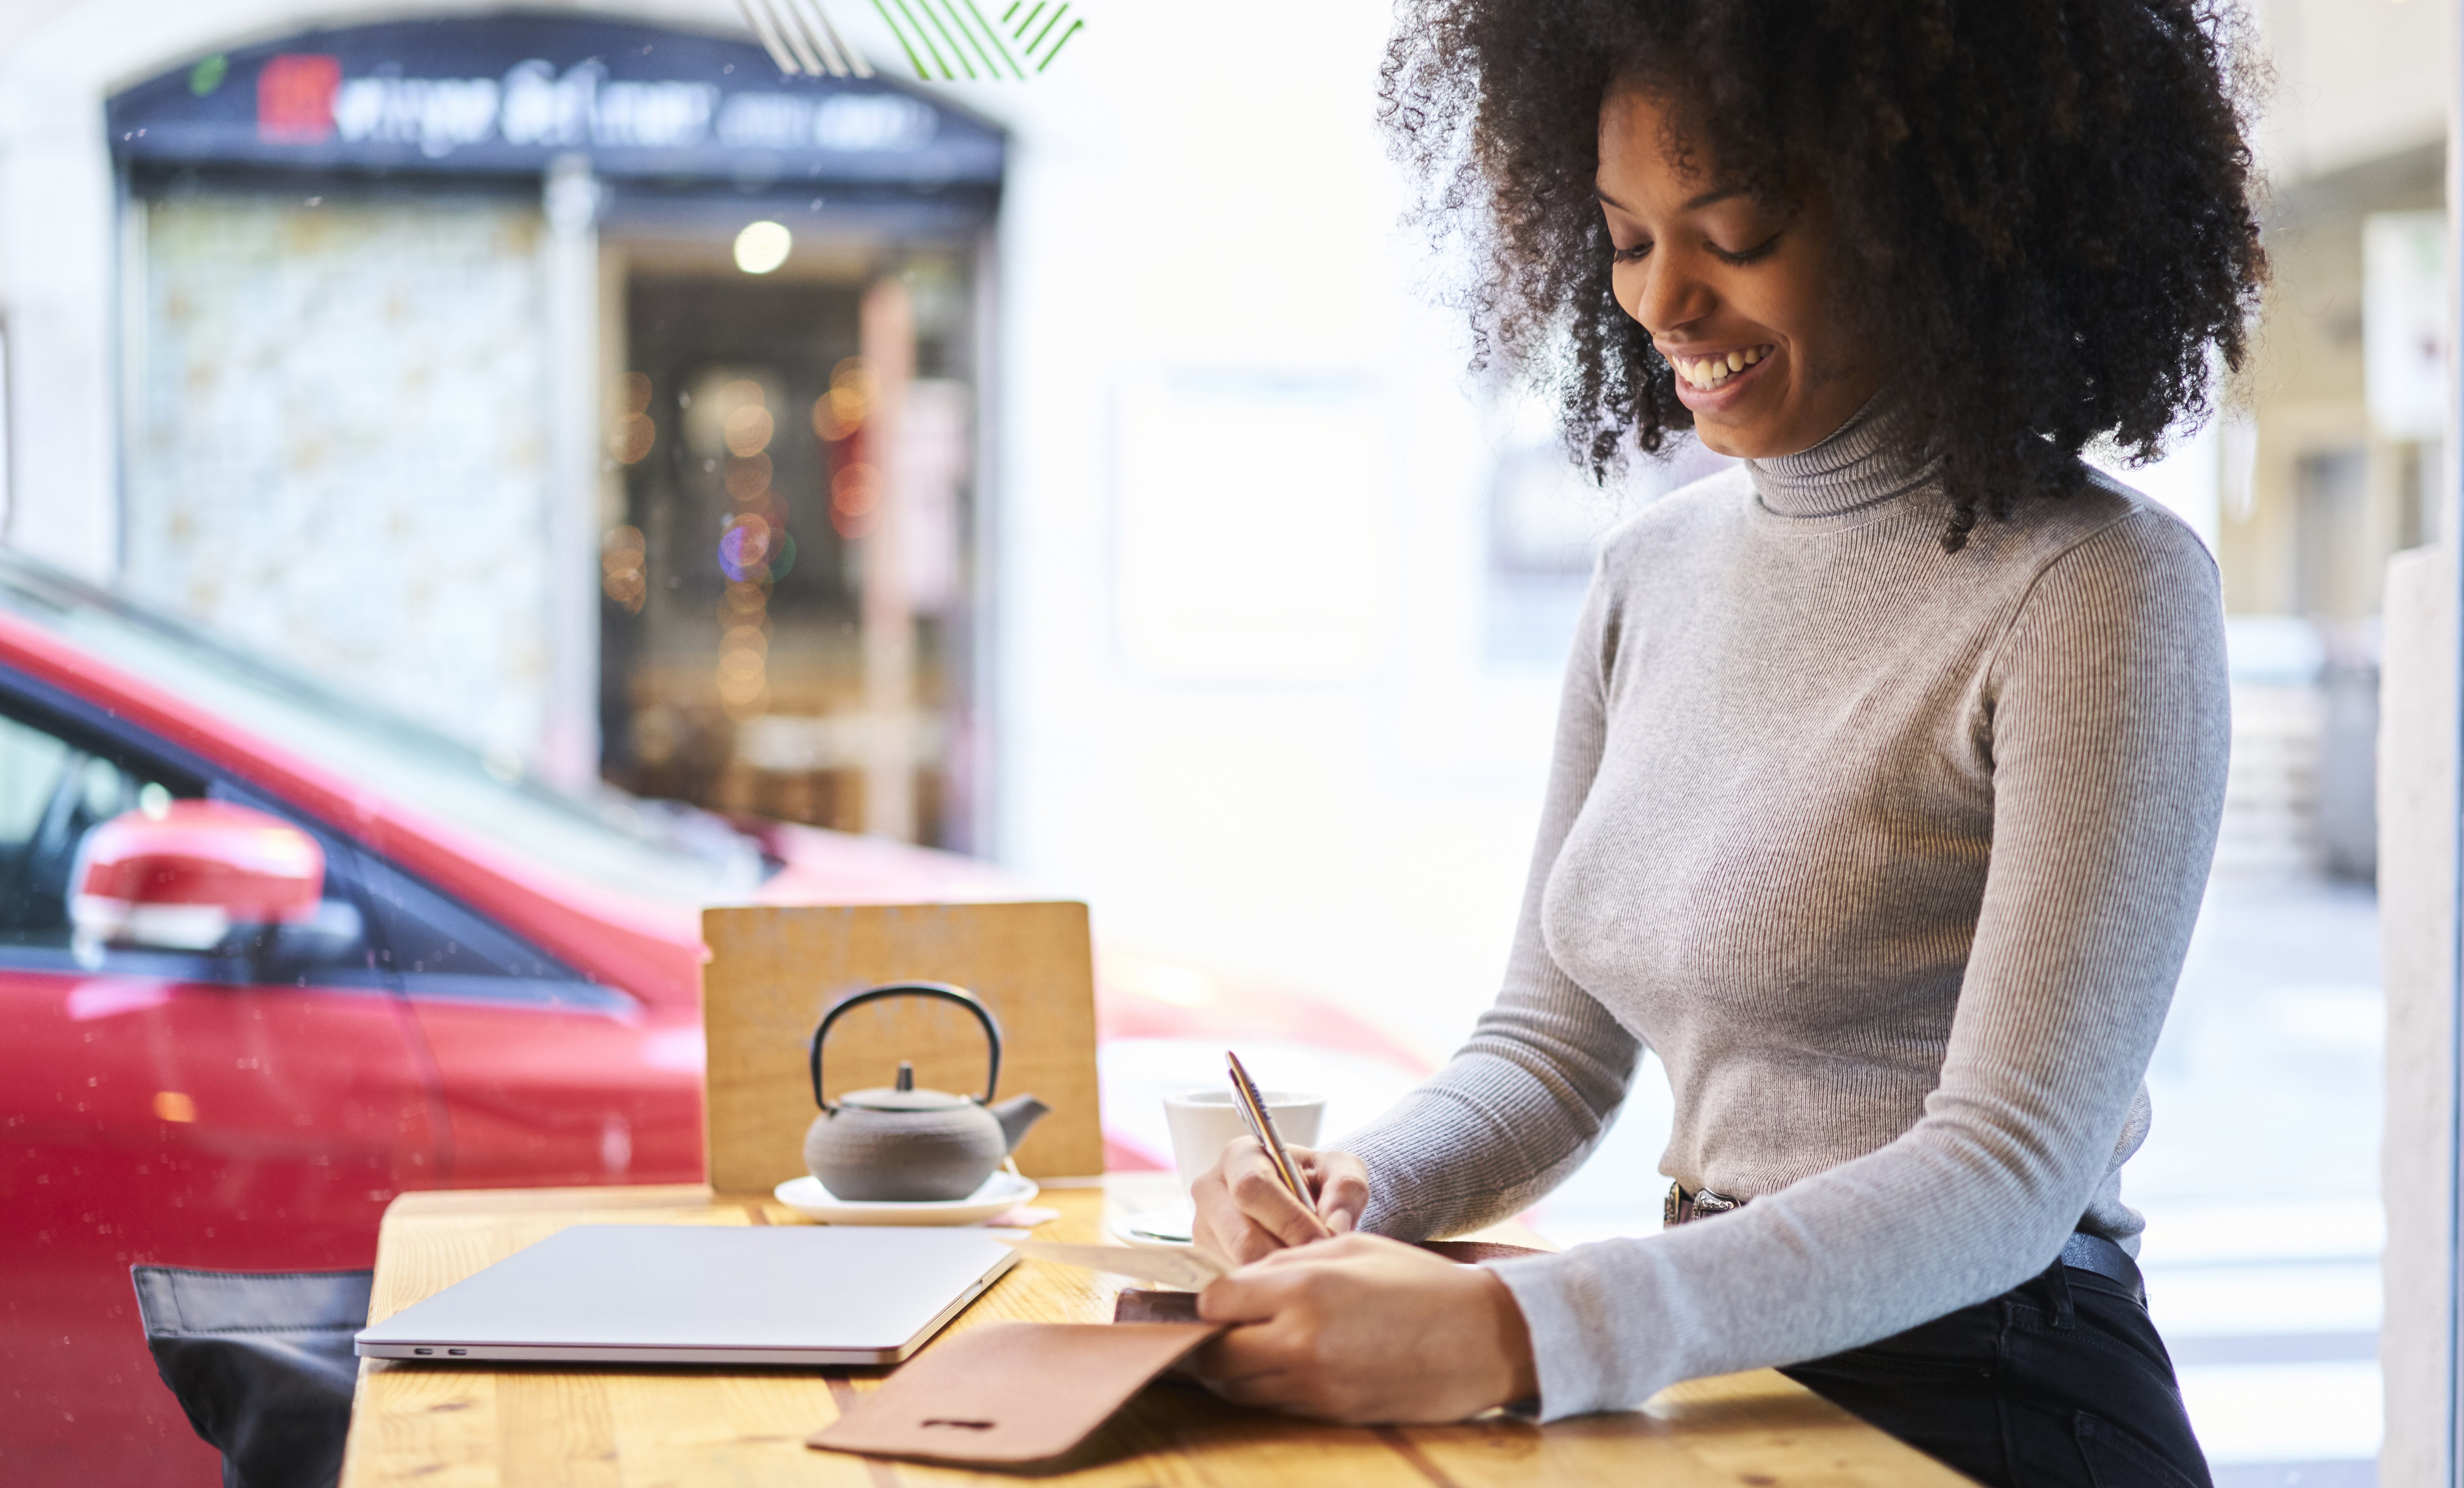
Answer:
[{"left": 1226, "top": 1048, "right": 1332, "bottom": 1239}]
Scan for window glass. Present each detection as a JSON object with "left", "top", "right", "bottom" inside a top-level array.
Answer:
[
  {"left": 0, "top": 700, "right": 373, "bottom": 983},
  {"left": 354, "top": 851, "right": 626, "bottom": 1011},
  {"left": 0, "top": 715, "right": 67, "bottom": 843},
  {"left": 0, "top": 715, "right": 172, "bottom": 944}
]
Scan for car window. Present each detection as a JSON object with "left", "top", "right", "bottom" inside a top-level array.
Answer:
[
  {"left": 0, "top": 671, "right": 616, "bottom": 1007},
  {"left": 0, "top": 698, "right": 378, "bottom": 985},
  {"left": 0, "top": 714, "right": 72, "bottom": 843},
  {"left": 0, "top": 709, "right": 184, "bottom": 945},
  {"left": 352, "top": 852, "right": 629, "bottom": 1012}
]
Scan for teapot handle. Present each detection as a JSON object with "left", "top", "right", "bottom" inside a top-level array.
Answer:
[{"left": 809, "top": 981, "right": 1003, "bottom": 1113}]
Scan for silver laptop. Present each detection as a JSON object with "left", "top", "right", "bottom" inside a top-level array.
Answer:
[{"left": 355, "top": 1225, "right": 1020, "bottom": 1365}]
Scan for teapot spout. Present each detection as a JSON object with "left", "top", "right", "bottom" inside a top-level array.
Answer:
[{"left": 988, "top": 1094, "right": 1050, "bottom": 1154}]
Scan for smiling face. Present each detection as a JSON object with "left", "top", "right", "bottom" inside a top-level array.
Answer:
[{"left": 1597, "top": 83, "right": 1881, "bottom": 460}]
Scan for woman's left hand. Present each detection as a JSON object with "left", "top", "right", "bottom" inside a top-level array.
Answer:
[{"left": 1188, "top": 1233, "right": 1539, "bottom": 1423}]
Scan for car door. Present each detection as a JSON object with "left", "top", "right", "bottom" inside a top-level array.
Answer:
[
  {"left": 0, "top": 691, "right": 437, "bottom": 1481},
  {"left": 354, "top": 852, "right": 702, "bottom": 1189}
]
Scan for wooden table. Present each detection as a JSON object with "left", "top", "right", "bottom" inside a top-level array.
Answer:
[{"left": 340, "top": 1180, "right": 1973, "bottom": 1486}]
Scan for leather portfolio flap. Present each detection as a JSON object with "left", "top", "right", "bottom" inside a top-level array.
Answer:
[
  {"left": 808, "top": 1320, "right": 1224, "bottom": 1466},
  {"left": 1111, "top": 1289, "right": 1201, "bottom": 1324}
]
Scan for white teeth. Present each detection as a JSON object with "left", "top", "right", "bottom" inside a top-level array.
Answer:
[{"left": 1674, "top": 347, "right": 1772, "bottom": 389}]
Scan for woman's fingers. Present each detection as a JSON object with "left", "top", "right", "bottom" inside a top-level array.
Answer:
[
  {"left": 1224, "top": 1141, "right": 1333, "bottom": 1246},
  {"left": 1192, "top": 1146, "right": 1286, "bottom": 1263},
  {"left": 1220, "top": 1209, "right": 1289, "bottom": 1266},
  {"left": 1190, "top": 1140, "right": 1372, "bottom": 1261},
  {"left": 1189, "top": 1322, "right": 1312, "bottom": 1407},
  {"left": 1301, "top": 1150, "right": 1372, "bottom": 1232},
  {"left": 1187, "top": 1145, "right": 1247, "bottom": 1260}
]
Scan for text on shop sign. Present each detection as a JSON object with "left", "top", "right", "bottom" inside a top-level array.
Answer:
[{"left": 257, "top": 53, "right": 939, "bottom": 158}]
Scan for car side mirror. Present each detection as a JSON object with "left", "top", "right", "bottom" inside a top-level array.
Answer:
[{"left": 70, "top": 801, "right": 325, "bottom": 955}]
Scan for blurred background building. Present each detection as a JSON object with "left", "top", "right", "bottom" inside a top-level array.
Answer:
[
  {"left": 0, "top": 0, "right": 2442, "bottom": 1480},
  {"left": 1, "top": 3, "right": 1001, "bottom": 857}
]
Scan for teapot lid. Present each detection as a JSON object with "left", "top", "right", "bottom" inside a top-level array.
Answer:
[{"left": 837, "top": 1061, "right": 976, "bottom": 1113}]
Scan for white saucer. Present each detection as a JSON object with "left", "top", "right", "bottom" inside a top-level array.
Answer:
[
  {"left": 1108, "top": 1204, "right": 1196, "bottom": 1249},
  {"left": 772, "top": 1170, "right": 1040, "bottom": 1226}
]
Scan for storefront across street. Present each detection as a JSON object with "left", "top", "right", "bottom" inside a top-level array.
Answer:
[{"left": 109, "top": 14, "right": 1002, "bottom": 847}]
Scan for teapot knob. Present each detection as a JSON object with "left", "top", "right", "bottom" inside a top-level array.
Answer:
[{"left": 896, "top": 1061, "right": 913, "bottom": 1092}]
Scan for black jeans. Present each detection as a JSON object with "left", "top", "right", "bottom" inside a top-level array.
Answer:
[{"left": 1778, "top": 1260, "right": 2211, "bottom": 1488}]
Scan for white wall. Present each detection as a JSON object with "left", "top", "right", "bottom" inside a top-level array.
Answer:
[
  {"left": 2254, "top": 0, "right": 2455, "bottom": 184},
  {"left": 903, "top": 4, "right": 1589, "bottom": 1060}
]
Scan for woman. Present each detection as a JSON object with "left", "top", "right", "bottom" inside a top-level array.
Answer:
[{"left": 1186, "top": 4, "right": 2262, "bottom": 1485}]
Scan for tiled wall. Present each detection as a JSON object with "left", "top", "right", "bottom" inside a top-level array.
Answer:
[{"left": 126, "top": 193, "right": 553, "bottom": 762}]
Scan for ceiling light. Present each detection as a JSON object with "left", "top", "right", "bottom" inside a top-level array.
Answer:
[{"left": 734, "top": 221, "right": 792, "bottom": 274}]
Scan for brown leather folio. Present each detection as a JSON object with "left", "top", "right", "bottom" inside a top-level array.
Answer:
[
  {"left": 809, "top": 1241, "right": 1546, "bottom": 1467},
  {"left": 1111, "top": 1288, "right": 1204, "bottom": 1324},
  {"left": 807, "top": 1321, "right": 1224, "bottom": 1467}
]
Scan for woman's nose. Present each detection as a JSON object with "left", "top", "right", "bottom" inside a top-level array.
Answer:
[{"left": 1631, "top": 254, "right": 1713, "bottom": 335}]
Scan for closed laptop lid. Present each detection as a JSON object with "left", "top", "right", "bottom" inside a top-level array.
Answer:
[{"left": 355, "top": 1224, "right": 1021, "bottom": 1365}]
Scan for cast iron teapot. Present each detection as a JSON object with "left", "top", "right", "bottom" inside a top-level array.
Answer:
[{"left": 803, "top": 981, "right": 1050, "bottom": 1202}]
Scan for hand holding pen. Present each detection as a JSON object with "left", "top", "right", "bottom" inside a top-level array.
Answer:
[{"left": 1190, "top": 1050, "right": 1374, "bottom": 1265}]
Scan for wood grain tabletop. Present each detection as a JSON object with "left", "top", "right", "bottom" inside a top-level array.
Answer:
[{"left": 338, "top": 1179, "right": 1975, "bottom": 1487}]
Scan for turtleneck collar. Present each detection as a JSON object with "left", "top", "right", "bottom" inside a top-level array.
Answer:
[{"left": 1741, "top": 390, "right": 1937, "bottom": 519}]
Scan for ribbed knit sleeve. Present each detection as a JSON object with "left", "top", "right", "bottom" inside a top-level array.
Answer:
[
  {"left": 1336, "top": 565, "right": 1646, "bottom": 1239},
  {"left": 1356, "top": 504, "right": 2228, "bottom": 1420}
]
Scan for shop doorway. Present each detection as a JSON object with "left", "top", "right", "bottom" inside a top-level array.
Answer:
[{"left": 602, "top": 252, "right": 979, "bottom": 849}]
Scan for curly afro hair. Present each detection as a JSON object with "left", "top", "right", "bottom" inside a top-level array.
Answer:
[{"left": 1382, "top": 0, "right": 2268, "bottom": 551}]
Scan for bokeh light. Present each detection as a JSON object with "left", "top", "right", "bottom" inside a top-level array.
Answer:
[
  {"left": 615, "top": 414, "right": 655, "bottom": 463},
  {"left": 723, "top": 404, "right": 774, "bottom": 457},
  {"left": 612, "top": 371, "right": 657, "bottom": 463},
  {"left": 717, "top": 516, "right": 770, "bottom": 583},
  {"left": 812, "top": 356, "right": 876, "bottom": 441},
  {"left": 724, "top": 453, "right": 772, "bottom": 501},
  {"left": 600, "top": 525, "right": 647, "bottom": 612},
  {"left": 733, "top": 220, "right": 792, "bottom": 274},
  {"left": 830, "top": 462, "right": 881, "bottom": 539},
  {"left": 716, "top": 571, "right": 770, "bottom": 721}
]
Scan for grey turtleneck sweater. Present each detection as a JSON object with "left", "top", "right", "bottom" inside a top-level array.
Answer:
[{"left": 1338, "top": 402, "right": 2229, "bottom": 1419}]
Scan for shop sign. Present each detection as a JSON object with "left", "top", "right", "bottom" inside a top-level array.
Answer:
[{"left": 110, "top": 14, "right": 1000, "bottom": 186}]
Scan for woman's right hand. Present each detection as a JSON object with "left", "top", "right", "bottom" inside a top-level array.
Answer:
[{"left": 1191, "top": 1139, "right": 1372, "bottom": 1265}]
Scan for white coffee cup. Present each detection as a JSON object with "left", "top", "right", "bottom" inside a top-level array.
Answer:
[{"left": 1162, "top": 1088, "right": 1326, "bottom": 1195}]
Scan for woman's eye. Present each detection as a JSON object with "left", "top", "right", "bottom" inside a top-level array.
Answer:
[
  {"left": 1710, "top": 231, "right": 1783, "bottom": 266},
  {"left": 1613, "top": 241, "right": 1652, "bottom": 263}
]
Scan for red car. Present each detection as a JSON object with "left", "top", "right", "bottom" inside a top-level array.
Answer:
[{"left": 0, "top": 555, "right": 1423, "bottom": 1483}]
